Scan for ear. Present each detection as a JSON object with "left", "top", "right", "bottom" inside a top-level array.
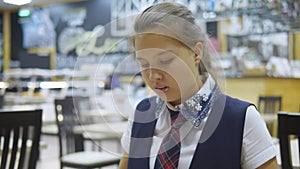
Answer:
[{"left": 194, "top": 42, "right": 203, "bottom": 64}]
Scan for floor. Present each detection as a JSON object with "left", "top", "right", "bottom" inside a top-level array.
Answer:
[
  {"left": 37, "top": 135, "right": 120, "bottom": 169},
  {"left": 37, "top": 134, "right": 300, "bottom": 169}
]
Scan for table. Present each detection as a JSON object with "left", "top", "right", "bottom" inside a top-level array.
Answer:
[
  {"left": 73, "top": 121, "right": 127, "bottom": 137},
  {"left": 83, "top": 109, "right": 126, "bottom": 121},
  {"left": 1, "top": 103, "right": 56, "bottom": 125},
  {"left": 73, "top": 121, "right": 127, "bottom": 152},
  {"left": 276, "top": 138, "right": 299, "bottom": 167}
]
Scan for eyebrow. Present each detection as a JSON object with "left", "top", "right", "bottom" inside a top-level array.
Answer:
[
  {"left": 136, "top": 57, "right": 147, "bottom": 62},
  {"left": 155, "top": 50, "right": 173, "bottom": 57},
  {"left": 136, "top": 49, "right": 174, "bottom": 60}
]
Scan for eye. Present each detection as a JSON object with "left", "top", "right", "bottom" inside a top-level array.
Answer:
[
  {"left": 160, "top": 58, "right": 174, "bottom": 65},
  {"left": 136, "top": 57, "right": 150, "bottom": 69},
  {"left": 137, "top": 60, "right": 149, "bottom": 69},
  {"left": 140, "top": 63, "right": 150, "bottom": 69}
]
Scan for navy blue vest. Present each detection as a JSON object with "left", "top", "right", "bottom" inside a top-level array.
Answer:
[{"left": 128, "top": 94, "right": 251, "bottom": 169}]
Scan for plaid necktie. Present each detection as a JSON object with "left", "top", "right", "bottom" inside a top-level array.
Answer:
[{"left": 154, "top": 109, "right": 186, "bottom": 169}]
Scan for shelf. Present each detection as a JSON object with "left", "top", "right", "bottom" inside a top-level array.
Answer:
[
  {"left": 225, "top": 31, "right": 289, "bottom": 37},
  {"left": 202, "top": 5, "right": 299, "bottom": 29}
]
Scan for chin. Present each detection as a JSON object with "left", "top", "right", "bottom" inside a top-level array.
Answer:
[
  {"left": 166, "top": 97, "right": 181, "bottom": 106},
  {"left": 155, "top": 93, "right": 167, "bottom": 101},
  {"left": 155, "top": 93, "right": 180, "bottom": 104}
]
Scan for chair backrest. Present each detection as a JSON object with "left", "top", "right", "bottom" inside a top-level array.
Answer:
[
  {"left": 258, "top": 96, "right": 282, "bottom": 114},
  {"left": 258, "top": 96, "right": 282, "bottom": 136},
  {"left": 278, "top": 112, "right": 300, "bottom": 169},
  {"left": 0, "top": 109, "right": 42, "bottom": 169},
  {"left": 54, "top": 96, "right": 84, "bottom": 157},
  {"left": 0, "top": 94, "right": 5, "bottom": 109},
  {"left": 72, "top": 96, "right": 93, "bottom": 124}
]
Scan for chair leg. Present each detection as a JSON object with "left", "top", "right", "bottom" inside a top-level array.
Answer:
[
  {"left": 91, "top": 140, "right": 102, "bottom": 151},
  {"left": 117, "top": 139, "right": 122, "bottom": 153},
  {"left": 98, "top": 141, "right": 102, "bottom": 151},
  {"left": 74, "top": 134, "right": 84, "bottom": 152}
]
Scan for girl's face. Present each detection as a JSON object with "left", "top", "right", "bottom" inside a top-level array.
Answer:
[{"left": 134, "top": 34, "right": 202, "bottom": 106}]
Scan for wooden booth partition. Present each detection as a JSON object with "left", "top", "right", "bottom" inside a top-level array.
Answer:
[{"left": 225, "top": 77, "right": 300, "bottom": 112}]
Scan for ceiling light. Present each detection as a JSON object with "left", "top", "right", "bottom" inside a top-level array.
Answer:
[
  {"left": 0, "top": 82, "right": 9, "bottom": 89},
  {"left": 18, "top": 8, "right": 32, "bottom": 17},
  {"left": 4, "top": 0, "right": 32, "bottom": 6}
]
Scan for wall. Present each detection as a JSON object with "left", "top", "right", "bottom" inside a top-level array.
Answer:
[
  {"left": 226, "top": 77, "right": 300, "bottom": 112},
  {"left": 8, "top": 0, "right": 111, "bottom": 69},
  {"left": 295, "top": 32, "right": 300, "bottom": 60}
]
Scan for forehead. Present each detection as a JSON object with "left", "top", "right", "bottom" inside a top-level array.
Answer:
[{"left": 134, "top": 34, "right": 185, "bottom": 51}]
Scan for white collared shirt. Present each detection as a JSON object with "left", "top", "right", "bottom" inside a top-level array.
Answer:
[{"left": 121, "top": 76, "right": 277, "bottom": 169}]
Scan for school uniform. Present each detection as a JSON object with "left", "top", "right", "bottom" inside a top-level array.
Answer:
[{"left": 121, "top": 76, "right": 277, "bottom": 169}]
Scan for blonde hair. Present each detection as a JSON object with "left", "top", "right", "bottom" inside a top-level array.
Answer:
[{"left": 133, "top": 2, "right": 214, "bottom": 77}]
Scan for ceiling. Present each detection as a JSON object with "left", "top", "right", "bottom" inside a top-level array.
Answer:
[{"left": 0, "top": 0, "right": 84, "bottom": 10}]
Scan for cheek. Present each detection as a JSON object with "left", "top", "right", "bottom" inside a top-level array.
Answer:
[
  {"left": 140, "top": 71, "right": 149, "bottom": 81},
  {"left": 169, "top": 61, "right": 194, "bottom": 80},
  {"left": 168, "top": 62, "right": 198, "bottom": 90}
]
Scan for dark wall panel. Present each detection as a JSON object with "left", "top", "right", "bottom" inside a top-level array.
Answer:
[
  {"left": 11, "top": 12, "right": 23, "bottom": 61},
  {"left": 10, "top": 0, "right": 111, "bottom": 68}
]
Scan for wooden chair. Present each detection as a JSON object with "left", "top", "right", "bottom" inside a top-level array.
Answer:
[
  {"left": 0, "top": 94, "right": 5, "bottom": 109},
  {"left": 278, "top": 112, "right": 300, "bottom": 169},
  {"left": 55, "top": 96, "right": 120, "bottom": 169},
  {"left": 0, "top": 109, "right": 42, "bottom": 169},
  {"left": 67, "top": 95, "right": 120, "bottom": 150},
  {"left": 258, "top": 96, "right": 282, "bottom": 137}
]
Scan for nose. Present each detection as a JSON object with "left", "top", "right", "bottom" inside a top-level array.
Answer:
[{"left": 148, "top": 68, "right": 163, "bottom": 81}]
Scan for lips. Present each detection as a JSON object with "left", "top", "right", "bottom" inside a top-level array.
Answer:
[{"left": 154, "top": 86, "right": 170, "bottom": 93}]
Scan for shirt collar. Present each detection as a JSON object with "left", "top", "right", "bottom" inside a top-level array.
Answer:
[{"left": 155, "top": 75, "right": 220, "bottom": 127}]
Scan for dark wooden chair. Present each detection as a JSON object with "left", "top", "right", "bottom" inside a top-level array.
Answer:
[
  {"left": 55, "top": 96, "right": 120, "bottom": 169},
  {"left": 278, "top": 112, "right": 300, "bottom": 169},
  {"left": 72, "top": 96, "right": 121, "bottom": 151},
  {"left": 0, "top": 109, "right": 42, "bottom": 169},
  {"left": 0, "top": 94, "right": 5, "bottom": 109},
  {"left": 258, "top": 96, "right": 282, "bottom": 136}
]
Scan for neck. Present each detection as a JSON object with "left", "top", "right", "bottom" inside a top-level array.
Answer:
[{"left": 170, "top": 79, "right": 203, "bottom": 106}]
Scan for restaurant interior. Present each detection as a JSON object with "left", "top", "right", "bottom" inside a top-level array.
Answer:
[{"left": 0, "top": 0, "right": 299, "bottom": 168}]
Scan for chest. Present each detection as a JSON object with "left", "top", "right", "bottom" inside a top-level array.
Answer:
[{"left": 128, "top": 95, "right": 249, "bottom": 169}]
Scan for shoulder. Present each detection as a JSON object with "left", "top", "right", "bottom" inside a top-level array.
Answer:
[
  {"left": 133, "top": 96, "right": 159, "bottom": 123},
  {"left": 224, "top": 95, "right": 255, "bottom": 119},
  {"left": 242, "top": 105, "right": 277, "bottom": 168},
  {"left": 135, "top": 96, "right": 157, "bottom": 112},
  {"left": 244, "top": 105, "right": 264, "bottom": 126},
  {"left": 218, "top": 95, "right": 253, "bottom": 119},
  {"left": 243, "top": 105, "right": 271, "bottom": 138},
  {"left": 224, "top": 95, "right": 253, "bottom": 110}
]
